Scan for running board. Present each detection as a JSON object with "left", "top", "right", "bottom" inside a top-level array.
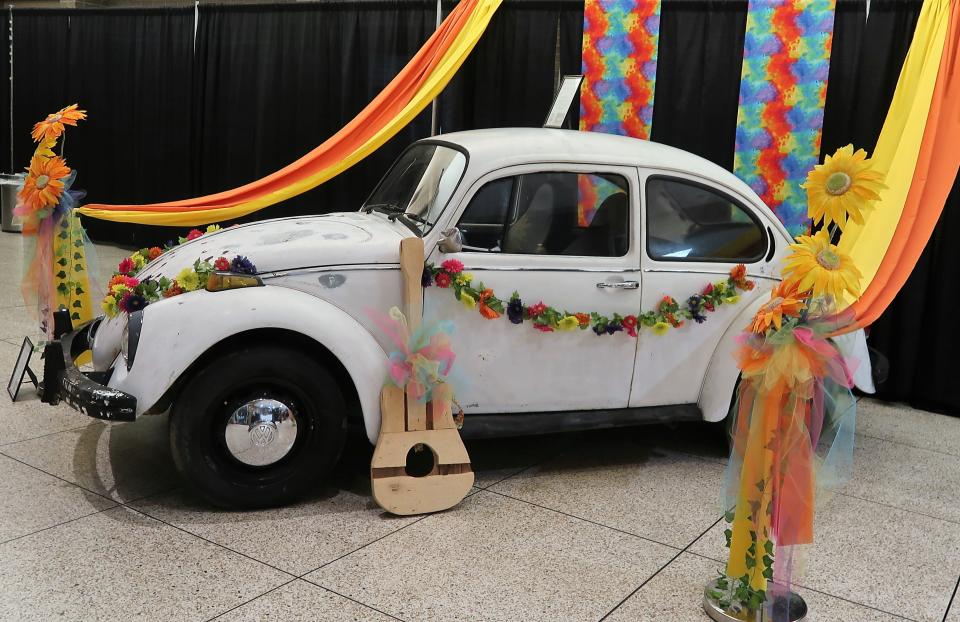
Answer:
[{"left": 459, "top": 404, "right": 702, "bottom": 440}]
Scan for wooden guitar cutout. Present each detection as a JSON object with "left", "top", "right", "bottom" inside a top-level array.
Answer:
[{"left": 370, "top": 237, "right": 474, "bottom": 515}]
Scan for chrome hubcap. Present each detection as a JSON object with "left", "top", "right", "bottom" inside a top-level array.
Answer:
[{"left": 224, "top": 398, "right": 298, "bottom": 466}]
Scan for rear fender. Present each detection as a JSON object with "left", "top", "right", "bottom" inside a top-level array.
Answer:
[
  {"left": 108, "top": 285, "right": 387, "bottom": 442},
  {"left": 698, "top": 295, "right": 767, "bottom": 422}
]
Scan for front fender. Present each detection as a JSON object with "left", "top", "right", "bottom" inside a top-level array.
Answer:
[{"left": 108, "top": 285, "right": 387, "bottom": 442}]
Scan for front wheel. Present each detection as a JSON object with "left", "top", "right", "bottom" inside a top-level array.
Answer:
[{"left": 169, "top": 345, "right": 347, "bottom": 508}]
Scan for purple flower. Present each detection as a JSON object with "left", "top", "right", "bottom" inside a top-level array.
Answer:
[
  {"left": 605, "top": 322, "right": 623, "bottom": 335},
  {"left": 421, "top": 268, "right": 432, "bottom": 288},
  {"left": 230, "top": 255, "right": 257, "bottom": 275},
  {"left": 687, "top": 295, "right": 707, "bottom": 324},
  {"left": 507, "top": 297, "right": 524, "bottom": 325},
  {"left": 125, "top": 295, "right": 148, "bottom": 313}
]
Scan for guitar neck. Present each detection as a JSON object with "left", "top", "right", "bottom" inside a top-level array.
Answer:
[{"left": 399, "top": 237, "right": 425, "bottom": 332}]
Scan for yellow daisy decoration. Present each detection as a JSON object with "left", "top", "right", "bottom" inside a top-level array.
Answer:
[
  {"left": 802, "top": 144, "right": 886, "bottom": 230},
  {"left": 651, "top": 321, "right": 670, "bottom": 336},
  {"left": 782, "top": 230, "right": 862, "bottom": 302}
]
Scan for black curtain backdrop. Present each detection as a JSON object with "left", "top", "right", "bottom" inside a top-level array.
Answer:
[
  {"left": 10, "top": 10, "right": 71, "bottom": 179},
  {"left": 67, "top": 9, "right": 194, "bottom": 244},
  {"left": 651, "top": 0, "right": 747, "bottom": 171},
  {"left": 190, "top": 1, "right": 435, "bottom": 240},
  {"left": 439, "top": 0, "right": 583, "bottom": 132}
]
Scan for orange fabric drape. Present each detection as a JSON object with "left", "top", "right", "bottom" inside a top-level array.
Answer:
[
  {"left": 81, "top": 0, "right": 479, "bottom": 215},
  {"left": 842, "top": 2, "right": 960, "bottom": 332}
]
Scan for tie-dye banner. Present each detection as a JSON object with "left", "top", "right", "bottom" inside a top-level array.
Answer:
[
  {"left": 580, "top": 0, "right": 662, "bottom": 140},
  {"left": 733, "top": 0, "right": 836, "bottom": 237}
]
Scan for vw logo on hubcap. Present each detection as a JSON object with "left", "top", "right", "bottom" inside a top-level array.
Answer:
[
  {"left": 249, "top": 422, "right": 277, "bottom": 447},
  {"left": 224, "top": 398, "right": 299, "bottom": 466}
]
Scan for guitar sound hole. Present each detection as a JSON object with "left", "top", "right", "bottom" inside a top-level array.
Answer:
[{"left": 405, "top": 444, "right": 436, "bottom": 477}]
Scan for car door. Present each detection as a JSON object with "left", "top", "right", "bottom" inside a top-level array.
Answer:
[
  {"left": 630, "top": 170, "right": 776, "bottom": 407},
  {"left": 424, "top": 163, "right": 642, "bottom": 414}
]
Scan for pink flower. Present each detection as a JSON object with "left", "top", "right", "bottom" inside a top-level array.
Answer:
[
  {"left": 533, "top": 323, "right": 554, "bottom": 333},
  {"left": 441, "top": 259, "right": 464, "bottom": 274},
  {"left": 118, "top": 257, "right": 135, "bottom": 274},
  {"left": 214, "top": 257, "right": 230, "bottom": 271},
  {"left": 120, "top": 275, "right": 139, "bottom": 288},
  {"left": 186, "top": 229, "right": 203, "bottom": 241},
  {"left": 434, "top": 272, "right": 452, "bottom": 288},
  {"left": 702, "top": 283, "right": 714, "bottom": 295}
]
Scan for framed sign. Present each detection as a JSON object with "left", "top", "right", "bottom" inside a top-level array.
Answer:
[
  {"left": 7, "top": 337, "right": 38, "bottom": 402},
  {"left": 544, "top": 75, "right": 583, "bottom": 129}
]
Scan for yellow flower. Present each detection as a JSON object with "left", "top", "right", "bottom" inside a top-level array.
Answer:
[
  {"left": 782, "top": 230, "right": 862, "bottom": 302},
  {"left": 652, "top": 321, "right": 670, "bottom": 336},
  {"left": 455, "top": 272, "right": 474, "bottom": 286},
  {"left": 176, "top": 268, "right": 201, "bottom": 292},
  {"left": 459, "top": 292, "right": 476, "bottom": 309},
  {"left": 206, "top": 224, "right": 222, "bottom": 234},
  {"left": 802, "top": 144, "right": 886, "bottom": 229},
  {"left": 132, "top": 254, "right": 146, "bottom": 269},
  {"left": 724, "top": 295, "right": 740, "bottom": 305},
  {"left": 101, "top": 297, "right": 118, "bottom": 318},
  {"left": 557, "top": 316, "right": 579, "bottom": 331},
  {"left": 110, "top": 284, "right": 129, "bottom": 295}
]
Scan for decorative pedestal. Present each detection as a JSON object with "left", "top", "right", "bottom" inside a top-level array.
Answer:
[{"left": 703, "top": 580, "right": 808, "bottom": 622}]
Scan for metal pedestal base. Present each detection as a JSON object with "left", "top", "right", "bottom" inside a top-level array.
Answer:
[{"left": 703, "top": 580, "right": 808, "bottom": 622}]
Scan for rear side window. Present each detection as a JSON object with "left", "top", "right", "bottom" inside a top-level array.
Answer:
[{"left": 645, "top": 177, "right": 766, "bottom": 262}]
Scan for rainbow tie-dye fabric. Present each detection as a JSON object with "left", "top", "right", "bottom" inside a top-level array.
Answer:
[
  {"left": 580, "top": 0, "right": 662, "bottom": 140},
  {"left": 734, "top": 0, "right": 836, "bottom": 237}
]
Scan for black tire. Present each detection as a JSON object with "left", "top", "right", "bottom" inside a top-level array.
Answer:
[{"left": 169, "top": 345, "right": 347, "bottom": 509}]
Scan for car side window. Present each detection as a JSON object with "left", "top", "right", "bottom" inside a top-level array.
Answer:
[
  {"left": 457, "top": 172, "right": 629, "bottom": 257},
  {"left": 645, "top": 177, "right": 766, "bottom": 262}
]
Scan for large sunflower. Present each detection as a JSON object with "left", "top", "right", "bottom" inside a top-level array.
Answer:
[
  {"left": 749, "top": 280, "right": 807, "bottom": 334},
  {"left": 17, "top": 155, "right": 72, "bottom": 214},
  {"left": 802, "top": 144, "right": 886, "bottom": 230},
  {"left": 782, "top": 230, "right": 862, "bottom": 303},
  {"left": 31, "top": 104, "right": 87, "bottom": 143}
]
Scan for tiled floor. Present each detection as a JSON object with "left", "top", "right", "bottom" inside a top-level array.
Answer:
[{"left": 1, "top": 230, "right": 959, "bottom": 621}]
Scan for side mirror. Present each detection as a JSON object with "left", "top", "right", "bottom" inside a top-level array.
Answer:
[{"left": 438, "top": 227, "right": 463, "bottom": 254}]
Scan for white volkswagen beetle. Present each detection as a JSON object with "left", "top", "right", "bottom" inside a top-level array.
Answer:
[{"left": 49, "top": 128, "right": 801, "bottom": 508}]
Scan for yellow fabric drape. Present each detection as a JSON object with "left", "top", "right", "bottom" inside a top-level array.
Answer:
[
  {"left": 77, "top": 0, "right": 501, "bottom": 227},
  {"left": 838, "top": 0, "right": 950, "bottom": 297}
]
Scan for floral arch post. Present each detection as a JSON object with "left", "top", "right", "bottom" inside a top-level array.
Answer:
[{"left": 704, "top": 146, "right": 886, "bottom": 621}]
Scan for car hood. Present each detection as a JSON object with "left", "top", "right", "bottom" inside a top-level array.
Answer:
[{"left": 139, "top": 212, "right": 409, "bottom": 280}]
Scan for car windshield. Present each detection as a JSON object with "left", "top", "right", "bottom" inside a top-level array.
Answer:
[{"left": 362, "top": 143, "right": 467, "bottom": 233}]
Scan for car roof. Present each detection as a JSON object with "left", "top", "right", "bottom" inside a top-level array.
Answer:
[{"left": 423, "top": 127, "right": 761, "bottom": 206}]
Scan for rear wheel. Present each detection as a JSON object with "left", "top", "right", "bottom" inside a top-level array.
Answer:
[{"left": 169, "top": 345, "right": 347, "bottom": 508}]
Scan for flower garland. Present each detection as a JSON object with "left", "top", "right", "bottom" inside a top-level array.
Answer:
[
  {"left": 423, "top": 259, "right": 755, "bottom": 337},
  {"left": 100, "top": 225, "right": 257, "bottom": 318}
]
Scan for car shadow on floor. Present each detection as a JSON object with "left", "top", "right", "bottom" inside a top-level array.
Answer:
[{"left": 84, "top": 413, "right": 730, "bottom": 522}]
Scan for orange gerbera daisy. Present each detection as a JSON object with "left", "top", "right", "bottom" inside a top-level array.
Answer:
[
  {"left": 31, "top": 104, "right": 87, "bottom": 143},
  {"left": 749, "top": 280, "right": 807, "bottom": 334},
  {"left": 17, "top": 155, "right": 71, "bottom": 213}
]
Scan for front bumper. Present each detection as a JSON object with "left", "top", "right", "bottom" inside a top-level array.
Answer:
[{"left": 42, "top": 310, "right": 137, "bottom": 422}]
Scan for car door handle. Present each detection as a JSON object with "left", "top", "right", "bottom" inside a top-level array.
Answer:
[{"left": 596, "top": 281, "right": 639, "bottom": 290}]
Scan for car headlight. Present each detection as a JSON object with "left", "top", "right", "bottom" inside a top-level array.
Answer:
[
  {"left": 120, "top": 320, "right": 129, "bottom": 361},
  {"left": 205, "top": 273, "right": 263, "bottom": 292},
  {"left": 121, "top": 311, "right": 144, "bottom": 371}
]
